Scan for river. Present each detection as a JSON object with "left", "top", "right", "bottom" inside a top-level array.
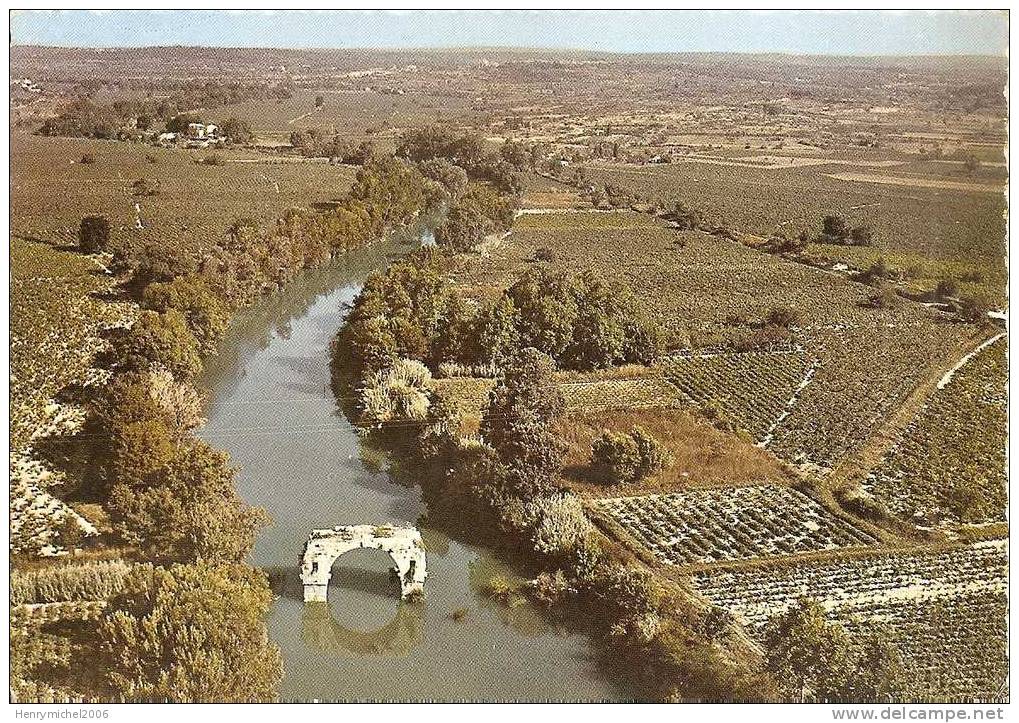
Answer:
[{"left": 196, "top": 224, "right": 627, "bottom": 702}]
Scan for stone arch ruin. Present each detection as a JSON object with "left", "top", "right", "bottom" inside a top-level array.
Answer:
[{"left": 300, "top": 524, "right": 427, "bottom": 602}]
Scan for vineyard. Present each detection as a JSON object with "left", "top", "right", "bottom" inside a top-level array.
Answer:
[
  {"left": 11, "top": 133, "right": 357, "bottom": 257},
  {"left": 657, "top": 350, "right": 814, "bottom": 442},
  {"left": 582, "top": 157, "right": 1007, "bottom": 305},
  {"left": 455, "top": 208, "right": 981, "bottom": 474},
  {"left": 766, "top": 323, "right": 977, "bottom": 472},
  {"left": 559, "top": 376, "right": 686, "bottom": 412},
  {"left": 591, "top": 485, "right": 876, "bottom": 566},
  {"left": 865, "top": 335, "right": 1008, "bottom": 527},
  {"left": 692, "top": 541, "right": 1008, "bottom": 700}
]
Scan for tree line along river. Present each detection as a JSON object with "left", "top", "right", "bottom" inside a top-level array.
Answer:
[{"left": 197, "top": 221, "right": 628, "bottom": 702}]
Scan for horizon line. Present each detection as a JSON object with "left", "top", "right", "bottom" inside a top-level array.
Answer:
[{"left": 9, "top": 43, "right": 1008, "bottom": 59}]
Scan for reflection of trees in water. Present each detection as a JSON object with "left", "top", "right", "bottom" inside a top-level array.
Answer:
[
  {"left": 467, "top": 554, "right": 549, "bottom": 639},
  {"left": 199, "top": 207, "right": 442, "bottom": 402},
  {"left": 301, "top": 600, "right": 426, "bottom": 658}
]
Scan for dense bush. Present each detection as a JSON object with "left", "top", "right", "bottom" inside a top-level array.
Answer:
[
  {"left": 591, "top": 426, "right": 674, "bottom": 484},
  {"left": 507, "top": 268, "right": 662, "bottom": 370},
  {"left": 142, "top": 275, "right": 229, "bottom": 355},
  {"left": 434, "top": 182, "right": 517, "bottom": 251},
  {"left": 97, "top": 562, "right": 282, "bottom": 702},
  {"left": 115, "top": 310, "right": 202, "bottom": 380},
  {"left": 764, "top": 597, "right": 903, "bottom": 701},
  {"left": 107, "top": 439, "right": 268, "bottom": 565},
  {"left": 40, "top": 81, "right": 290, "bottom": 139},
  {"left": 360, "top": 358, "right": 432, "bottom": 424},
  {"left": 819, "top": 213, "right": 874, "bottom": 246},
  {"left": 397, "top": 126, "right": 487, "bottom": 172},
  {"left": 218, "top": 117, "right": 254, "bottom": 145}
]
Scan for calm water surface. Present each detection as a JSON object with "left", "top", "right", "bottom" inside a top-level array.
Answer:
[{"left": 197, "top": 230, "right": 627, "bottom": 702}]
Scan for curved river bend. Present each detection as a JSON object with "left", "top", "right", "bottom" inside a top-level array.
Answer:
[{"left": 197, "top": 228, "right": 627, "bottom": 702}]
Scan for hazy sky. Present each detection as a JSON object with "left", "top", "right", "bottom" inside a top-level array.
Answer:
[{"left": 9, "top": 10, "right": 1008, "bottom": 56}]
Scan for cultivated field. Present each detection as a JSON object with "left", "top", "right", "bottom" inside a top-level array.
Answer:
[
  {"left": 592, "top": 485, "right": 876, "bottom": 567},
  {"left": 692, "top": 541, "right": 1008, "bottom": 700},
  {"left": 11, "top": 133, "right": 358, "bottom": 257},
  {"left": 451, "top": 209, "right": 981, "bottom": 474},
  {"left": 583, "top": 158, "right": 1006, "bottom": 306},
  {"left": 865, "top": 335, "right": 1008, "bottom": 528}
]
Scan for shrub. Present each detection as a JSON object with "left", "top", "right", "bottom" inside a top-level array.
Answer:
[
  {"left": 956, "top": 295, "right": 992, "bottom": 324},
  {"left": 529, "top": 494, "right": 596, "bottom": 560},
  {"left": 766, "top": 306, "right": 801, "bottom": 329},
  {"left": 591, "top": 425, "right": 673, "bottom": 484},
  {"left": 866, "top": 284, "right": 901, "bottom": 309},
  {"left": 849, "top": 226, "right": 873, "bottom": 245},
  {"left": 360, "top": 358, "right": 432, "bottom": 424},
  {"left": 934, "top": 277, "right": 959, "bottom": 301},
  {"left": 534, "top": 246, "right": 555, "bottom": 262},
  {"left": 80, "top": 153, "right": 97, "bottom": 164},
  {"left": 79, "top": 215, "right": 110, "bottom": 254},
  {"left": 131, "top": 178, "right": 160, "bottom": 197}
]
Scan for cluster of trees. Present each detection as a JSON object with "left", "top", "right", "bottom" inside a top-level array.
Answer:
[
  {"left": 91, "top": 155, "right": 440, "bottom": 309},
  {"left": 764, "top": 597, "right": 904, "bottom": 701},
  {"left": 165, "top": 114, "right": 252, "bottom": 145},
  {"left": 342, "top": 255, "right": 662, "bottom": 400},
  {"left": 434, "top": 182, "right": 517, "bottom": 251},
  {"left": 289, "top": 128, "right": 375, "bottom": 162},
  {"left": 818, "top": 214, "right": 874, "bottom": 246},
  {"left": 505, "top": 268, "right": 662, "bottom": 369},
  {"left": 397, "top": 126, "right": 523, "bottom": 195},
  {"left": 406, "top": 348, "right": 771, "bottom": 701},
  {"left": 39, "top": 81, "right": 291, "bottom": 139},
  {"left": 82, "top": 368, "right": 265, "bottom": 564},
  {"left": 49, "top": 145, "right": 459, "bottom": 702}
]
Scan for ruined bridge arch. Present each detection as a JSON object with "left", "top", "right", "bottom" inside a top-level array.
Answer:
[{"left": 301, "top": 525, "right": 427, "bottom": 602}]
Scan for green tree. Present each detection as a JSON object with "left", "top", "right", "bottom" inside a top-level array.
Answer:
[
  {"left": 166, "top": 112, "right": 204, "bottom": 134},
  {"left": 107, "top": 440, "right": 268, "bottom": 564},
  {"left": 79, "top": 215, "right": 110, "bottom": 254},
  {"left": 482, "top": 348, "right": 566, "bottom": 497},
  {"left": 763, "top": 597, "right": 856, "bottom": 701},
  {"left": 219, "top": 117, "right": 254, "bottom": 145},
  {"left": 107, "top": 418, "right": 176, "bottom": 491},
  {"left": 98, "top": 562, "right": 282, "bottom": 702},
  {"left": 499, "top": 139, "right": 531, "bottom": 170},
  {"left": 821, "top": 214, "right": 849, "bottom": 242},
  {"left": 475, "top": 295, "right": 521, "bottom": 368},
  {"left": 117, "top": 310, "right": 202, "bottom": 380},
  {"left": 142, "top": 275, "right": 230, "bottom": 355},
  {"left": 844, "top": 629, "right": 905, "bottom": 701},
  {"left": 592, "top": 426, "right": 673, "bottom": 484}
]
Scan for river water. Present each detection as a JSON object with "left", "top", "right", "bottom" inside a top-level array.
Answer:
[{"left": 197, "top": 227, "right": 626, "bottom": 702}]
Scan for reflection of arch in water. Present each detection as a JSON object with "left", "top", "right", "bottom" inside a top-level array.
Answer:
[
  {"left": 301, "top": 525, "right": 427, "bottom": 601},
  {"left": 301, "top": 600, "right": 425, "bottom": 657}
]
